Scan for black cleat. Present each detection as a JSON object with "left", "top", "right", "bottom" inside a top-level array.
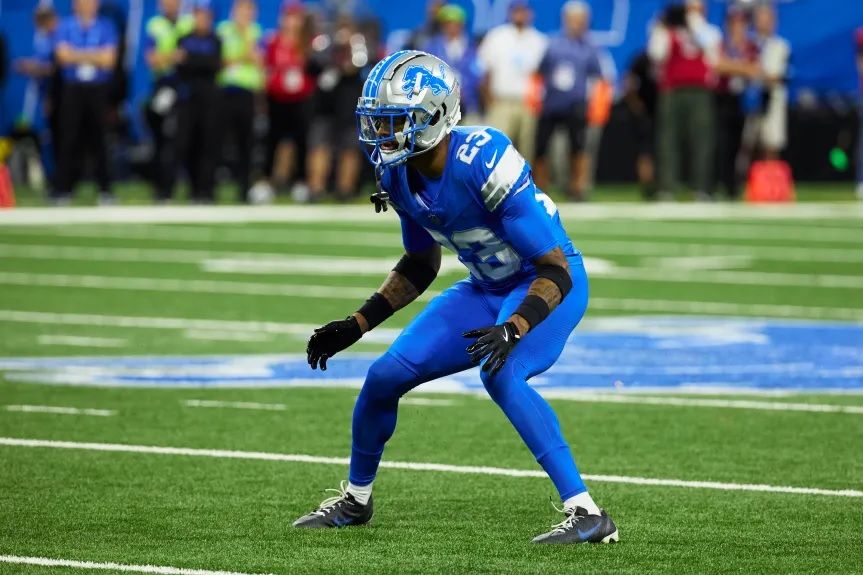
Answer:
[
  {"left": 292, "top": 481, "right": 373, "bottom": 529},
  {"left": 532, "top": 506, "right": 619, "bottom": 544}
]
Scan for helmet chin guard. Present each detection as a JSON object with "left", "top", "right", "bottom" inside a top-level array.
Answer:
[{"left": 357, "top": 51, "right": 462, "bottom": 168}]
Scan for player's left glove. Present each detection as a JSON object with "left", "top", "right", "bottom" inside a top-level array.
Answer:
[
  {"left": 463, "top": 322, "right": 521, "bottom": 376},
  {"left": 307, "top": 317, "right": 362, "bottom": 371}
]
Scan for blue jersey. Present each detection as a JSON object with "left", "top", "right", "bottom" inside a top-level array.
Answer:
[
  {"left": 56, "top": 16, "right": 117, "bottom": 84},
  {"left": 380, "top": 126, "right": 581, "bottom": 293}
]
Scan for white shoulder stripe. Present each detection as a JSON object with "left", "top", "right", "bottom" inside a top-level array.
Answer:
[{"left": 481, "top": 145, "right": 526, "bottom": 211}]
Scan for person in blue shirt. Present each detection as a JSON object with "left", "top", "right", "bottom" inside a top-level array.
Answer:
[
  {"left": 295, "top": 50, "right": 619, "bottom": 545},
  {"left": 422, "top": 4, "right": 483, "bottom": 125},
  {"left": 534, "top": 1, "right": 603, "bottom": 201},
  {"left": 54, "top": 0, "right": 118, "bottom": 205},
  {"left": 14, "top": 5, "right": 60, "bottom": 188},
  {"left": 174, "top": 0, "right": 223, "bottom": 203}
]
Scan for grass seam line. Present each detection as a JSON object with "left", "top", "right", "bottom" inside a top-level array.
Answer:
[{"left": 0, "top": 437, "right": 859, "bottom": 498}]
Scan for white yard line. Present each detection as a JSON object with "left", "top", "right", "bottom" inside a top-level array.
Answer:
[
  {"left": 587, "top": 298, "right": 863, "bottom": 321},
  {"left": 579, "top": 240, "right": 863, "bottom": 264},
  {"left": 0, "top": 309, "right": 318, "bottom": 334},
  {"left": 571, "top": 221, "right": 863, "bottom": 243},
  {"left": 38, "top": 335, "right": 127, "bottom": 348},
  {"left": 0, "top": 555, "right": 272, "bottom": 575},
  {"left": 4, "top": 240, "right": 863, "bottom": 265},
  {"left": 0, "top": 225, "right": 403, "bottom": 248},
  {"left": 1, "top": 203, "right": 861, "bottom": 226},
  {"left": 0, "top": 310, "right": 402, "bottom": 344},
  {"left": 400, "top": 397, "right": 459, "bottom": 407},
  {"left": 0, "top": 272, "right": 390, "bottom": 301},
  {"left": 183, "top": 330, "right": 272, "bottom": 342},
  {"left": 538, "top": 393, "right": 863, "bottom": 414},
  {"left": 5, "top": 405, "right": 115, "bottom": 416},
  {"left": 593, "top": 267, "right": 863, "bottom": 289},
  {"left": 2, "top": 269, "right": 862, "bottom": 319},
  {"left": 183, "top": 400, "right": 286, "bottom": 411},
  {"left": 0, "top": 437, "right": 859, "bottom": 497}
]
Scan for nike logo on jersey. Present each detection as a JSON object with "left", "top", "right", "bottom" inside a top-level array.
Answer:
[{"left": 484, "top": 150, "right": 498, "bottom": 169}]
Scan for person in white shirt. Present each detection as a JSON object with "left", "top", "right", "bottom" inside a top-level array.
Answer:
[
  {"left": 478, "top": 0, "right": 547, "bottom": 163},
  {"left": 752, "top": 2, "right": 790, "bottom": 158}
]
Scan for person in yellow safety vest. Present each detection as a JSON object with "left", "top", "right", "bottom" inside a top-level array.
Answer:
[
  {"left": 217, "top": 0, "right": 264, "bottom": 203},
  {"left": 145, "top": 0, "right": 194, "bottom": 203}
]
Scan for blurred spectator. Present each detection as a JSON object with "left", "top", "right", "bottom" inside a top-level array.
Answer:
[
  {"left": 584, "top": 71, "right": 613, "bottom": 197},
  {"left": 649, "top": 1, "right": 720, "bottom": 200},
  {"left": 175, "top": 1, "right": 222, "bottom": 203},
  {"left": 260, "top": 2, "right": 316, "bottom": 200},
  {"left": 534, "top": 1, "right": 602, "bottom": 200},
  {"left": 217, "top": 0, "right": 265, "bottom": 203},
  {"left": 623, "top": 50, "right": 658, "bottom": 200},
  {"left": 856, "top": 27, "right": 863, "bottom": 200},
  {"left": 410, "top": 0, "right": 445, "bottom": 51},
  {"left": 713, "top": 7, "right": 758, "bottom": 200},
  {"left": 144, "top": 0, "right": 194, "bottom": 203},
  {"left": 306, "top": 14, "right": 368, "bottom": 202},
  {"left": 478, "top": 0, "right": 547, "bottom": 163},
  {"left": 750, "top": 2, "right": 790, "bottom": 160},
  {"left": 423, "top": 4, "right": 483, "bottom": 125},
  {"left": 0, "top": 33, "right": 7, "bottom": 94},
  {"left": 54, "top": 0, "right": 118, "bottom": 205},
  {"left": 14, "top": 5, "right": 59, "bottom": 188}
]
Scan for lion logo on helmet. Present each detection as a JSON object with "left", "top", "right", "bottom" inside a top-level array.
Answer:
[{"left": 401, "top": 64, "right": 452, "bottom": 99}]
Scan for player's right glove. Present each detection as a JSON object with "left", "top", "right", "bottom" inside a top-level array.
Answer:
[{"left": 307, "top": 317, "right": 362, "bottom": 371}]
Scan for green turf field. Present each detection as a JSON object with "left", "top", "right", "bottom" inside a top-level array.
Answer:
[{"left": 1, "top": 202, "right": 862, "bottom": 574}]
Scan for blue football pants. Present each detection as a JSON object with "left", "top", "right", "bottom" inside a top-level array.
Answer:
[{"left": 349, "top": 260, "right": 590, "bottom": 501}]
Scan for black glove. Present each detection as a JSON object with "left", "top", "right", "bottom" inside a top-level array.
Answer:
[
  {"left": 463, "top": 322, "right": 521, "bottom": 376},
  {"left": 307, "top": 317, "right": 362, "bottom": 371},
  {"left": 370, "top": 190, "right": 389, "bottom": 213}
]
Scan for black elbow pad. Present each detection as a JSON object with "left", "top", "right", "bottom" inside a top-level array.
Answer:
[
  {"left": 535, "top": 263, "right": 573, "bottom": 298},
  {"left": 393, "top": 255, "right": 438, "bottom": 294}
]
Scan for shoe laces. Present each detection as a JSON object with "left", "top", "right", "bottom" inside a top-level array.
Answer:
[
  {"left": 548, "top": 501, "right": 584, "bottom": 534},
  {"left": 313, "top": 480, "right": 351, "bottom": 516}
]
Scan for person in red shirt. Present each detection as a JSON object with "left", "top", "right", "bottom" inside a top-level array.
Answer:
[
  {"left": 261, "top": 2, "right": 316, "bottom": 199},
  {"left": 648, "top": 1, "right": 720, "bottom": 200}
]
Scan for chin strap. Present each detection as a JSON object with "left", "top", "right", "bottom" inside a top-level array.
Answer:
[{"left": 371, "top": 165, "right": 390, "bottom": 213}]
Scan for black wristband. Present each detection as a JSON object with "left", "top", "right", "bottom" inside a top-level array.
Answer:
[
  {"left": 535, "top": 263, "right": 573, "bottom": 299},
  {"left": 514, "top": 295, "right": 551, "bottom": 329},
  {"left": 357, "top": 292, "right": 395, "bottom": 331},
  {"left": 393, "top": 254, "right": 437, "bottom": 294}
]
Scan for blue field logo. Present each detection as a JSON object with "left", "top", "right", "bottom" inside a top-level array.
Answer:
[
  {"left": 1, "top": 318, "right": 861, "bottom": 392},
  {"left": 401, "top": 64, "right": 451, "bottom": 98}
]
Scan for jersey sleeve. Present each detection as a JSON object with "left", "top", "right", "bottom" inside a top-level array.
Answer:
[
  {"left": 467, "top": 128, "right": 558, "bottom": 261},
  {"left": 499, "top": 180, "right": 559, "bottom": 261},
  {"left": 397, "top": 210, "right": 437, "bottom": 254},
  {"left": 468, "top": 127, "right": 530, "bottom": 212}
]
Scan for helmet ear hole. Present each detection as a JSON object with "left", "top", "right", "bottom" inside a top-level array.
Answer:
[{"left": 430, "top": 109, "right": 442, "bottom": 126}]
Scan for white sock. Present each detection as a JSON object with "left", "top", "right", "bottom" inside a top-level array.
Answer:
[
  {"left": 563, "top": 491, "right": 601, "bottom": 516},
  {"left": 346, "top": 481, "right": 373, "bottom": 506}
]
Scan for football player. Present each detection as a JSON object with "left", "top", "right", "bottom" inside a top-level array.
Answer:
[{"left": 295, "top": 51, "right": 618, "bottom": 544}]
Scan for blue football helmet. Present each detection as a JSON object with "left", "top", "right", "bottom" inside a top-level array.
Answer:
[{"left": 357, "top": 50, "right": 462, "bottom": 168}]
